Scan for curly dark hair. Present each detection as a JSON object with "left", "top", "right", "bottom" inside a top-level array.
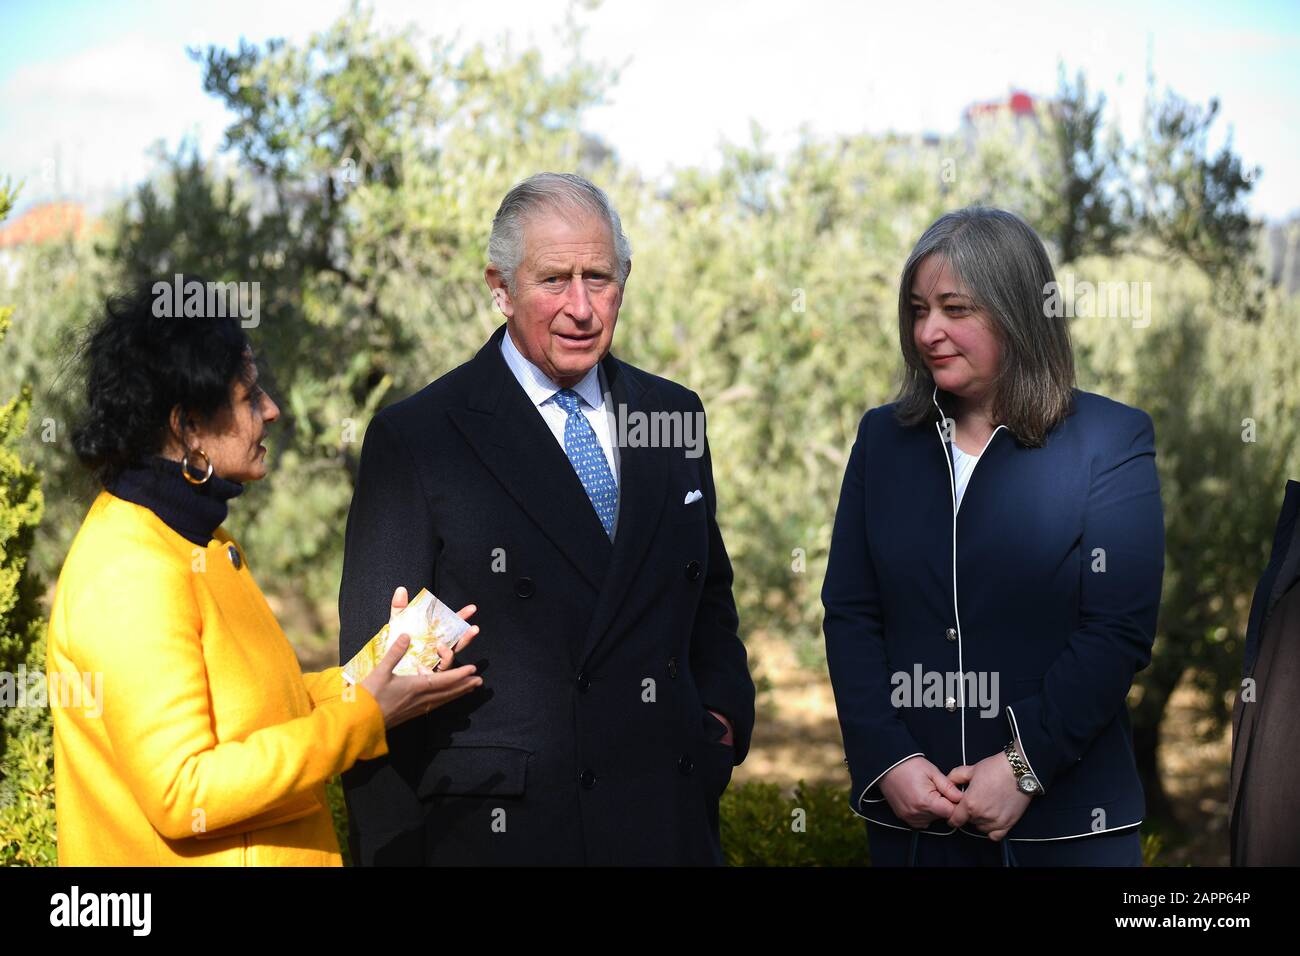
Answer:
[{"left": 71, "top": 278, "right": 256, "bottom": 486}]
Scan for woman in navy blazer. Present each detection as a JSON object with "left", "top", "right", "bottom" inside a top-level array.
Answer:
[{"left": 822, "top": 207, "right": 1164, "bottom": 866}]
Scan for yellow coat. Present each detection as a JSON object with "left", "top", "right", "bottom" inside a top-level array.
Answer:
[{"left": 46, "top": 490, "right": 388, "bottom": 866}]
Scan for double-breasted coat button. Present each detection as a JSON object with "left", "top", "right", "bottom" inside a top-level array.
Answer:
[
  {"left": 576, "top": 671, "right": 591, "bottom": 692},
  {"left": 227, "top": 545, "right": 241, "bottom": 570},
  {"left": 514, "top": 577, "right": 535, "bottom": 598},
  {"left": 944, "top": 696, "right": 957, "bottom": 712},
  {"left": 678, "top": 755, "right": 694, "bottom": 775},
  {"left": 667, "top": 657, "right": 679, "bottom": 678},
  {"left": 579, "top": 769, "right": 596, "bottom": 789},
  {"left": 945, "top": 627, "right": 957, "bottom": 642},
  {"left": 685, "top": 561, "right": 702, "bottom": 581}
]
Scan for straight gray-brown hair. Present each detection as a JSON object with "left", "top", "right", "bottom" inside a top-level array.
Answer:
[
  {"left": 893, "top": 206, "right": 1075, "bottom": 447},
  {"left": 488, "top": 172, "right": 632, "bottom": 293}
]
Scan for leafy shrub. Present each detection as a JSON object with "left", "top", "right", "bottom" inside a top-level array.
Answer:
[{"left": 0, "top": 182, "right": 54, "bottom": 866}]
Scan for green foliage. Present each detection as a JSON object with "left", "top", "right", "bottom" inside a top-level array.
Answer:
[
  {"left": 0, "top": 224, "right": 110, "bottom": 581},
  {"left": 1130, "top": 83, "right": 1263, "bottom": 319},
  {"left": 721, "top": 780, "right": 869, "bottom": 866},
  {"left": 1043, "top": 66, "right": 1127, "bottom": 264},
  {"left": 0, "top": 699, "right": 56, "bottom": 867},
  {"left": 0, "top": 181, "right": 55, "bottom": 866},
  {"left": 1141, "top": 830, "right": 1165, "bottom": 867},
  {"left": 326, "top": 774, "right": 351, "bottom": 867},
  {"left": 1071, "top": 256, "right": 1300, "bottom": 763}
]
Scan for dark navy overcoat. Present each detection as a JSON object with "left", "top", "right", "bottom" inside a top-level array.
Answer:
[{"left": 338, "top": 325, "right": 754, "bottom": 865}]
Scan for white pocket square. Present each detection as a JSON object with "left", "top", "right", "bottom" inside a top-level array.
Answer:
[{"left": 684, "top": 489, "right": 703, "bottom": 505}]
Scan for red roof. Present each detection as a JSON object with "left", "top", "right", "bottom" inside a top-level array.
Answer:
[
  {"left": 965, "top": 90, "right": 1037, "bottom": 121},
  {"left": 0, "top": 201, "right": 96, "bottom": 248}
]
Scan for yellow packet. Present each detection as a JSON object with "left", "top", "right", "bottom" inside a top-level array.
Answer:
[{"left": 342, "top": 588, "right": 470, "bottom": 684}]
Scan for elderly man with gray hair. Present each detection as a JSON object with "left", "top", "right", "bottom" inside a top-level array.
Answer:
[{"left": 338, "top": 172, "right": 755, "bottom": 865}]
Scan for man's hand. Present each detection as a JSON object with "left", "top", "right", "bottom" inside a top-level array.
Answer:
[
  {"left": 944, "top": 753, "right": 1033, "bottom": 840},
  {"left": 878, "top": 756, "right": 965, "bottom": 829},
  {"left": 707, "top": 709, "right": 734, "bottom": 746}
]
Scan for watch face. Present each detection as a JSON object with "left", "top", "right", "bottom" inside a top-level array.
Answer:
[{"left": 1019, "top": 777, "right": 1040, "bottom": 794}]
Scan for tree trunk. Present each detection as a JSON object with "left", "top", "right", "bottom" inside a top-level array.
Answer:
[{"left": 1130, "top": 658, "right": 1185, "bottom": 826}]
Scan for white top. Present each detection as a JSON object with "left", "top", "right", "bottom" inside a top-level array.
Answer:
[
  {"left": 499, "top": 329, "right": 620, "bottom": 485},
  {"left": 951, "top": 442, "right": 981, "bottom": 510}
]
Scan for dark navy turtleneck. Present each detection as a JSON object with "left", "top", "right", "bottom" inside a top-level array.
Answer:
[{"left": 105, "top": 456, "right": 245, "bottom": 546}]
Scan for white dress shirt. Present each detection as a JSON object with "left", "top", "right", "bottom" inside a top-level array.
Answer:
[
  {"left": 951, "top": 442, "right": 980, "bottom": 511},
  {"left": 499, "top": 329, "right": 621, "bottom": 487}
]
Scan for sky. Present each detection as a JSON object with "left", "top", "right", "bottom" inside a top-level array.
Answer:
[{"left": 2, "top": 0, "right": 1297, "bottom": 220}]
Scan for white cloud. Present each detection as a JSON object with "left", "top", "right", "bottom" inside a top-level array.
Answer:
[{"left": 0, "top": 35, "right": 228, "bottom": 211}]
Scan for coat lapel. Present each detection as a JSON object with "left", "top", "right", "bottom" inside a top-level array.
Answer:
[
  {"left": 446, "top": 327, "right": 612, "bottom": 592},
  {"left": 445, "top": 327, "right": 671, "bottom": 660},
  {"left": 929, "top": 387, "right": 1012, "bottom": 587},
  {"left": 578, "top": 354, "right": 669, "bottom": 664}
]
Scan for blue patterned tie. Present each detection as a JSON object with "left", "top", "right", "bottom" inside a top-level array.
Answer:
[{"left": 552, "top": 388, "right": 618, "bottom": 537}]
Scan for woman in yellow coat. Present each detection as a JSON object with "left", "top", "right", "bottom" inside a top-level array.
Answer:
[{"left": 47, "top": 282, "right": 483, "bottom": 865}]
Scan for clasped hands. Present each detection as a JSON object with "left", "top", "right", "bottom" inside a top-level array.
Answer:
[{"left": 878, "top": 752, "right": 1032, "bottom": 841}]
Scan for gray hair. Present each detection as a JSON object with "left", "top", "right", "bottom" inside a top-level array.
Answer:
[
  {"left": 488, "top": 172, "right": 632, "bottom": 292},
  {"left": 893, "top": 206, "right": 1075, "bottom": 447}
]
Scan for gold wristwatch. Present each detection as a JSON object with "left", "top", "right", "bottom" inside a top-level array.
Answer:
[{"left": 1004, "top": 741, "right": 1041, "bottom": 796}]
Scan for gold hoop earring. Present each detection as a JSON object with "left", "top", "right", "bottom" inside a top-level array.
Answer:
[{"left": 182, "top": 448, "right": 213, "bottom": 485}]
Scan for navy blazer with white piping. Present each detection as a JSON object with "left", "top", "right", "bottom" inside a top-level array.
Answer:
[{"left": 822, "top": 387, "right": 1164, "bottom": 841}]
